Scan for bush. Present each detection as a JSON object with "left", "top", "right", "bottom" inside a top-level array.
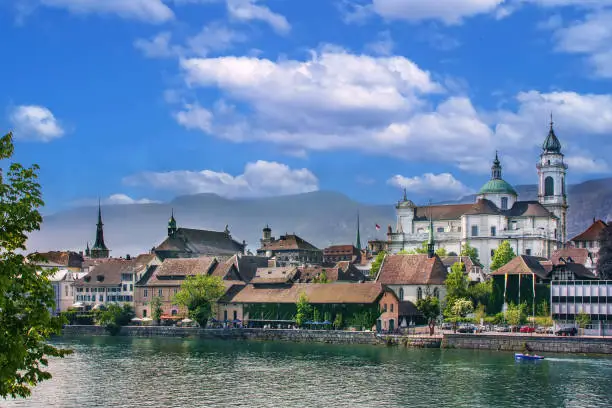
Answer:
[{"left": 533, "top": 316, "right": 553, "bottom": 327}]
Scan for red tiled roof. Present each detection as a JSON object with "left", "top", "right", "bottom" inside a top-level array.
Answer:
[
  {"left": 145, "top": 257, "right": 218, "bottom": 286},
  {"left": 376, "top": 254, "right": 447, "bottom": 285},
  {"left": 259, "top": 234, "right": 320, "bottom": 251},
  {"left": 490, "top": 255, "right": 549, "bottom": 279},
  {"left": 229, "top": 282, "right": 384, "bottom": 304},
  {"left": 551, "top": 248, "right": 591, "bottom": 266},
  {"left": 251, "top": 266, "right": 299, "bottom": 284},
  {"left": 74, "top": 259, "right": 136, "bottom": 286},
  {"left": 570, "top": 220, "right": 608, "bottom": 242}
]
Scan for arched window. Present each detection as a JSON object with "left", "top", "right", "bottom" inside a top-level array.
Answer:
[
  {"left": 417, "top": 287, "right": 423, "bottom": 300},
  {"left": 433, "top": 288, "right": 439, "bottom": 299},
  {"left": 501, "top": 197, "right": 508, "bottom": 210},
  {"left": 544, "top": 176, "right": 554, "bottom": 196},
  {"left": 399, "top": 288, "right": 404, "bottom": 301}
]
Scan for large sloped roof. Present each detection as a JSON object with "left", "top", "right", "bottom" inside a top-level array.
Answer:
[
  {"left": 376, "top": 254, "right": 447, "bottom": 285},
  {"left": 489, "top": 255, "right": 549, "bottom": 279},
  {"left": 259, "top": 234, "right": 320, "bottom": 251},
  {"left": 74, "top": 259, "right": 136, "bottom": 286},
  {"left": 571, "top": 220, "right": 608, "bottom": 242},
  {"left": 155, "top": 228, "right": 245, "bottom": 255},
  {"left": 228, "top": 282, "right": 383, "bottom": 304}
]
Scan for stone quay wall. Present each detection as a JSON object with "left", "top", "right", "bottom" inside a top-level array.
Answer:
[
  {"left": 442, "top": 334, "right": 612, "bottom": 354},
  {"left": 62, "top": 325, "right": 380, "bottom": 345}
]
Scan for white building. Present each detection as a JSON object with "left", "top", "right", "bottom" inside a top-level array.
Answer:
[
  {"left": 551, "top": 280, "right": 612, "bottom": 335},
  {"left": 49, "top": 269, "right": 88, "bottom": 315},
  {"left": 388, "top": 120, "right": 567, "bottom": 271}
]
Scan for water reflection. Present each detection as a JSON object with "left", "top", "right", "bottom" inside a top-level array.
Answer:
[{"left": 4, "top": 336, "right": 612, "bottom": 408}]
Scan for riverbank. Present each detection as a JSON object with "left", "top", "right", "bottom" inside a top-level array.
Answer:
[{"left": 61, "top": 325, "right": 612, "bottom": 354}]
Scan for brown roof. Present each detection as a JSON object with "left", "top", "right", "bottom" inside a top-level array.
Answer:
[
  {"left": 229, "top": 282, "right": 384, "bottom": 304},
  {"left": 504, "top": 201, "right": 554, "bottom": 218},
  {"left": 250, "top": 266, "right": 299, "bottom": 284},
  {"left": 154, "top": 257, "right": 217, "bottom": 277},
  {"left": 411, "top": 200, "right": 554, "bottom": 221},
  {"left": 334, "top": 261, "right": 367, "bottom": 282},
  {"left": 490, "top": 255, "right": 549, "bottom": 279},
  {"left": 571, "top": 220, "right": 608, "bottom": 242},
  {"left": 551, "top": 248, "right": 591, "bottom": 266},
  {"left": 323, "top": 245, "right": 357, "bottom": 255},
  {"left": 35, "top": 251, "right": 84, "bottom": 268},
  {"left": 155, "top": 228, "right": 245, "bottom": 256},
  {"left": 440, "top": 256, "right": 483, "bottom": 270},
  {"left": 210, "top": 255, "right": 239, "bottom": 280},
  {"left": 259, "top": 234, "right": 320, "bottom": 252},
  {"left": 218, "top": 283, "right": 247, "bottom": 303},
  {"left": 376, "top": 254, "right": 447, "bottom": 285},
  {"left": 74, "top": 259, "right": 136, "bottom": 287}
]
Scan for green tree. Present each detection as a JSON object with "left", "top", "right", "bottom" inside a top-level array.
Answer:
[
  {"left": 0, "top": 132, "right": 71, "bottom": 398},
  {"left": 347, "top": 309, "right": 378, "bottom": 331},
  {"left": 313, "top": 308, "right": 321, "bottom": 323},
  {"left": 173, "top": 275, "right": 225, "bottom": 327},
  {"left": 294, "top": 292, "right": 312, "bottom": 327},
  {"left": 460, "top": 243, "right": 480, "bottom": 265},
  {"left": 450, "top": 298, "right": 474, "bottom": 322},
  {"left": 575, "top": 312, "right": 591, "bottom": 330},
  {"left": 333, "top": 313, "right": 343, "bottom": 330},
  {"left": 445, "top": 263, "right": 469, "bottom": 307},
  {"left": 150, "top": 296, "right": 164, "bottom": 325},
  {"left": 490, "top": 240, "right": 516, "bottom": 271},
  {"left": 416, "top": 296, "right": 441, "bottom": 336},
  {"left": 597, "top": 222, "right": 612, "bottom": 279},
  {"left": 537, "top": 299, "right": 550, "bottom": 317},
  {"left": 370, "top": 251, "right": 386, "bottom": 278},
  {"left": 313, "top": 270, "right": 329, "bottom": 283},
  {"left": 468, "top": 279, "right": 493, "bottom": 308},
  {"left": 505, "top": 303, "right": 527, "bottom": 326},
  {"left": 474, "top": 304, "right": 486, "bottom": 323},
  {"left": 435, "top": 247, "right": 447, "bottom": 257},
  {"left": 97, "top": 304, "right": 135, "bottom": 335}
]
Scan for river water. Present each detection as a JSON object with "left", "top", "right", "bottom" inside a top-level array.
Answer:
[{"left": 4, "top": 336, "right": 612, "bottom": 408}]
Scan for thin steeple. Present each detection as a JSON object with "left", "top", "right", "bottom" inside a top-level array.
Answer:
[
  {"left": 543, "top": 112, "right": 562, "bottom": 153},
  {"left": 91, "top": 199, "right": 109, "bottom": 258},
  {"left": 491, "top": 151, "right": 502, "bottom": 180},
  {"left": 356, "top": 212, "right": 362, "bottom": 251},
  {"left": 427, "top": 201, "right": 435, "bottom": 258}
]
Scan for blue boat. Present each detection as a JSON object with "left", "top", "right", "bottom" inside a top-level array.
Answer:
[{"left": 515, "top": 353, "right": 544, "bottom": 361}]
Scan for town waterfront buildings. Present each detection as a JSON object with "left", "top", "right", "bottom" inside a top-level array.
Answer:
[{"left": 388, "top": 121, "right": 568, "bottom": 271}]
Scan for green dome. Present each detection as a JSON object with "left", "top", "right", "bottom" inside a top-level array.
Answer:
[{"left": 478, "top": 179, "right": 517, "bottom": 196}]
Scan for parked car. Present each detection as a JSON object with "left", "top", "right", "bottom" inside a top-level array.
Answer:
[
  {"left": 536, "top": 326, "right": 554, "bottom": 334},
  {"left": 494, "top": 325, "right": 510, "bottom": 332},
  {"left": 519, "top": 326, "right": 536, "bottom": 333},
  {"left": 441, "top": 322, "right": 453, "bottom": 330},
  {"left": 555, "top": 327, "right": 578, "bottom": 336},
  {"left": 457, "top": 324, "right": 477, "bottom": 334}
]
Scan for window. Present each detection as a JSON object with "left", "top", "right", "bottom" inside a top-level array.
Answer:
[
  {"left": 144, "top": 289, "right": 148, "bottom": 298},
  {"left": 99, "top": 295, "right": 103, "bottom": 302},
  {"left": 390, "top": 304, "right": 394, "bottom": 312},
  {"left": 224, "top": 310, "right": 228, "bottom": 321},
  {"left": 526, "top": 249, "right": 532, "bottom": 256},
  {"left": 399, "top": 288, "right": 404, "bottom": 301},
  {"left": 544, "top": 176, "right": 554, "bottom": 196},
  {"left": 171, "top": 310, "right": 177, "bottom": 316},
  {"left": 123, "top": 284, "right": 128, "bottom": 291},
  {"left": 383, "top": 303, "right": 388, "bottom": 312},
  {"left": 143, "top": 310, "right": 147, "bottom": 318},
  {"left": 233, "top": 310, "right": 238, "bottom": 320},
  {"left": 65, "top": 286, "right": 69, "bottom": 297},
  {"left": 501, "top": 197, "right": 508, "bottom": 210},
  {"left": 129, "top": 284, "right": 133, "bottom": 291},
  {"left": 173, "top": 288, "right": 178, "bottom": 295},
  {"left": 158, "top": 289, "right": 163, "bottom": 297},
  {"left": 417, "top": 287, "right": 423, "bottom": 300},
  {"left": 471, "top": 225, "right": 478, "bottom": 237},
  {"left": 437, "top": 227, "right": 444, "bottom": 233},
  {"left": 588, "top": 241, "right": 593, "bottom": 249},
  {"left": 490, "top": 226, "right": 496, "bottom": 237},
  {"left": 433, "top": 288, "right": 439, "bottom": 299},
  {"left": 491, "top": 249, "right": 495, "bottom": 257}
]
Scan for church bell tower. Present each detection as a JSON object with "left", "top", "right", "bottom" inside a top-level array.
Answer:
[{"left": 537, "top": 115, "right": 568, "bottom": 246}]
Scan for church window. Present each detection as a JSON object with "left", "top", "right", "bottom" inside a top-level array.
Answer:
[
  {"left": 490, "top": 226, "right": 496, "bottom": 237},
  {"left": 417, "top": 287, "right": 423, "bottom": 300},
  {"left": 544, "top": 176, "right": 554, "bottom": 196},
  {"left": 471, "top": 225, "right": 479, "bottom": 237},
  {"left": 399, "top": 288, "right": 404, "bottom": 301},
  {"left": 501, "top": 197, "right": 508, "bottom": 210}
]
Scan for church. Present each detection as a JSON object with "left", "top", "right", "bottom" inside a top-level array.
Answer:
[{"left": 388, "top": 119, "right": 568, "bottom": 272}]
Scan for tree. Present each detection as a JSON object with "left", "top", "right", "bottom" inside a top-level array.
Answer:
[
  {"left": 0, "top": 132, "right": 71, "bottom": 398},
  {"left": 450, "top": 298, "right": 474, "bottom": 322},
  {"left": 151, "top": 296, "right": 163, "bottom": 325},
  {"left": 173, "top": 275, "right": 225, "bottom": 327},
  {"left": 313, "top": 308, "right": 321, "bottom": 323},
  {"left": 468, "top": 279, "right": 493, "bottom": 309},
  {"left": 575, "top": 312, "right": 591, "bottom": 333},
  {"left": 313, "top": 270, "right": 329, "bottom": 283},
  {"left": 505, "top": 303, "right": 527, "bottom": 326},
  {"left": 416, "top": 296, "right": 441, "bottom": 336},
  {"left": 294, "top": 291, "right": 312, "bottom": 327},
  {"left": 97, "top": 304, "right": 134, "bottom": 335},
  {"left": 445, "top": 263, "right": 469, "bottom": 300},
  {"left": 597, "top": 222, "right": 612, "bottom": 279},
  {"left": 435, "top": 247, "right": 447, "bottom": 257},
  {"left": 490, "top": 240, "right": 516, "bottom": 271},
  {"left": 333, "top": 313, "right": 343, "bottom": 330},
  {"left": 370, "top": 251, "right": 386, "bottom": 278},
  {"left": 460, "top": 243, "right": 480, "bottom": 265},
  {"left": 474, "top": 304, "right": 486, "bottom": 323}
]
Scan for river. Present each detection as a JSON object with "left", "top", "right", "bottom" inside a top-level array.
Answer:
[{"left": 4, "top": 336, "right": 612, "bottom": 407}]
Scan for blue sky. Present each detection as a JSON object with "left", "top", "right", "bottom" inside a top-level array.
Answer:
[{"left": 2, "top": 0, "right": 612, "bottom": 213}]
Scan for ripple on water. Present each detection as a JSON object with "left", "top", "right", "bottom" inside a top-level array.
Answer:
[{"left": 3, "top": 337, "right": 612, "bottom": 408}]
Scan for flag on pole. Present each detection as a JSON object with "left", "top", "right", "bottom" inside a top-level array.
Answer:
[
  {"left": 532, "top": 273, "right": 536, "bottom": 298},
  {"left": 375, "top": 224, "right": 381, "bottom": 230},
  {"left": 503, "top": 274, "right": 508, "bottom": 301}
]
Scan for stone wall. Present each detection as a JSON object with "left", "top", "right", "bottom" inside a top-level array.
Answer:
[
  {"left": 442, "top": 334, "right": 612, "bottom": 354},
  {"left": 62, "top": 325, "right": 379, "bottom": 345}
]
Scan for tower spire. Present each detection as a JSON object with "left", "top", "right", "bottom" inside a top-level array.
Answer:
[
  {"left": 91, "top": 199, "right": 109, "bottom": 258},
  {"left": 356, "top": 212, "right": 362, "bottom": 251},
  {"left": 427, "top": 200, "right": 435, "bottom": 258},
  {"left": 491, "top": 151, "right": 502, "bottom": 180}
]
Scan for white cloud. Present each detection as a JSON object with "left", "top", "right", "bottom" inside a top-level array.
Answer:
[
  {"left": 34, "top": 0, "right": 174, "bottom": 23},
  {"left": 74, "top": 194, "right": 160, "bottom": 206},
  {"left": 123, "top": 160, "right": 319, "bottom": 198},
  {"left": 365, "top": 31, "right": 395, "bottom": 55},
  {"left": 565, "top": 156, "right": 609, "bottom": 174},
  {"left": 387, "top": 172, "right": 473, "bottom": 198},
  {"left": 174, "top": 104, "right": 213, "bottom": 133},
  {"left": 226, "top": 0, "right": 291, "bottom": 34},
  {"left": 134, "top": 32, "right": 178, "bottom": 58},
  {"left": 9, "top": 105, "right": 65, "bottom": 141},
  {"left": 552, "top": 10, "right": 612, "bottom": 78},
  {"left": 368, "top": 0, "right": 504, "bottom": 24}
]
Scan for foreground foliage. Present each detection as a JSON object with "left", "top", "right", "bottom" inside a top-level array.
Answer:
[
  {"left": 416, "top": 295, "right": 440, "bottom": 336},
  {"left": 97, "top": 304, "right": 135, "bottom": 335},
  {"left": 0, "top": 132, "right": 71, "bottom": 398}
]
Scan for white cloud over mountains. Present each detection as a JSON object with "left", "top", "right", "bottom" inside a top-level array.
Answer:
[
  {"left": 123, "top": 160, "right": 319, "bottom": 198},
  {"left": 9, "top": 105, "right": 65, "bottom": 141},
  {"left": 387, "top": 173, "right": 473, "bottom": 198},
  {"left": 172, "top": 47, "right": 611, "bottom": 176},
  {"left": 74, "top": 194, "right": 160, "bottom": 206}
]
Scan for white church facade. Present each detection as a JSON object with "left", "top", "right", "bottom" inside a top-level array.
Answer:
[{"left": 388, "top": 120, "right": 568, "bottom": 272}]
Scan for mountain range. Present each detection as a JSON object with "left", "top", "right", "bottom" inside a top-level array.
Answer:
[{"left": 27, "top": 178, "right": 612, "bottom": 257}]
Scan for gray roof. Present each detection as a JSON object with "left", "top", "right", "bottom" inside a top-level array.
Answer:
[{"left": 155, "top": 228, "right": 245, "bottom": 256}]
